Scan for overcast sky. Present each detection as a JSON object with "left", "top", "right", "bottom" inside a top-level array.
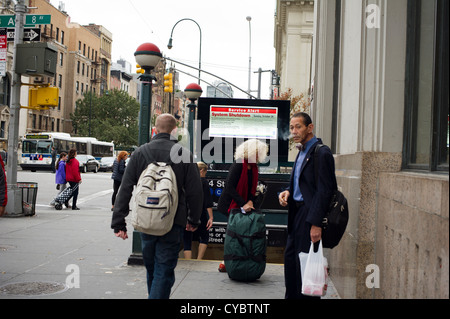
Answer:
[{"left": 49, "top": 0, "right": 277, "bottom": 99}]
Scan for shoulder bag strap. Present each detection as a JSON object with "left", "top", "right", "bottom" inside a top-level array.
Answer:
[{"left": 313, "top": 144, "right": 324, "bottom": 187}]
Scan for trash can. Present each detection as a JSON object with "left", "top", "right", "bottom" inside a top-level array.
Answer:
[{"left": 16, "top": 182, "right": 38, "bottom": 216}]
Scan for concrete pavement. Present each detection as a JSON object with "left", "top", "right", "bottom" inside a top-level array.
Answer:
[{"left": 0, "top": 202, "right": 340, "bottom": 299}]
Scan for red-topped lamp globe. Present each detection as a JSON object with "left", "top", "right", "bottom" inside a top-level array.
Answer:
[
  {"left": 184, "top": 83, "right": 203, "bottom": 101},
  {"left": 134, "top": 43, "right": 162, "bottom": 71}
]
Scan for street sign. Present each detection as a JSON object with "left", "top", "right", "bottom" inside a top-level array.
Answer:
[
  {"left": 0, "top": 15, "right": 14, "bottom": 28},
  {"left": 25, "top": 14, "right": 51, "bottom": 26},
  {"left": 0, "top": 32, "right": 6, "bottom": 76},
  {"left": 6, "top": 28, "right": 41, "bottom": 42},
  {"left": 0, "top": 14, "right": 51, "bottom": 28}
]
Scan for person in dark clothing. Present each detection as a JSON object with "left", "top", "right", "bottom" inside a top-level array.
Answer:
[
  {"left": 278, "top": 112, "right": 337, "bottom": 299},
  {"left": 51, "top": 147, "right": 57, "bottom": 173},
  {"left": 217, "top": 139, "right": 269, "bottom": 215},
  {"left": 111, "top": 151, "right": 128, "bottom": 211},
  {"left": 183, "top": 161, "right": 214, "bottom": 260},
  {"left": 216, "top": 139, "right": 269, "bottom": 271},
  {"left": 111, "top": 114, "right": 203, "bottom": 299}
]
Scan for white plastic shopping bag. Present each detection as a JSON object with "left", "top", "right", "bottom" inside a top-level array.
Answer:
[
  {"left": 299, "top": 251, "right": 308, "bottom": 282},
  {"left": 301, "top": 241, "right": 328, "bottom": 297}
]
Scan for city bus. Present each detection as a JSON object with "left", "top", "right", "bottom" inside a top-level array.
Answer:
[
  {"left": 20, "top": 133, "right": 114, "bottom": 171},
  {"left": 74, "top": 137, "right": 115, "bottom": 161}
]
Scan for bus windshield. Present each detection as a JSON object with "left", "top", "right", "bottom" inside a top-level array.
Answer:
[{"left": 22, "top": 140, "right": 52, "bottom": 154}]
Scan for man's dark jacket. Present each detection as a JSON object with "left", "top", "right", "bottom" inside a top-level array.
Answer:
[
  {"left": 287, "top": 138, "right": 337, "bottom": 251},
  {"left": 111, "top": 133, "right": 203, "bottom": 233}
]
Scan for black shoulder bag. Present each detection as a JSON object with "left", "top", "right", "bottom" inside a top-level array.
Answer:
[{"left": 314, "top": 144, "right": 349, "bottom": 249}]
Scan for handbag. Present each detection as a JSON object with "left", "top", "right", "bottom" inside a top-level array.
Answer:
[
  {"left": 301, "top": 241, "right": 328, "bottom": 297},
  {"left": 314, "top": 144, "right": 349, "bottom": 249}
]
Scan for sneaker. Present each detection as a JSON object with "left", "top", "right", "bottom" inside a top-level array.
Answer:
[{"left": 72, "top": 207, "right": 80, "bottom": 210}]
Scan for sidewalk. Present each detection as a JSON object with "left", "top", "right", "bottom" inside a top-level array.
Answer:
[{"left": 0, "top": 207, "right": 340, "bottom": 299}]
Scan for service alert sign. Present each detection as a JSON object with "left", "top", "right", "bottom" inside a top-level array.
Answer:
[{"left": 209, "top": 105, "right": 278, "bottom": 140}]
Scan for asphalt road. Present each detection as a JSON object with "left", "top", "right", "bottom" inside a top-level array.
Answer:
[{"left": 18, "top": 169, "right": 115, "bottom": 211}]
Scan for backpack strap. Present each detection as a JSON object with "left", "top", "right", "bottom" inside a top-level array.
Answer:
[{"left": 140, "top": 145, "right": 174, "bottom": 166}]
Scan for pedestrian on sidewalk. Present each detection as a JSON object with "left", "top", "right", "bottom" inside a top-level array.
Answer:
[
  {"left": 65, "top": 148, "right": 82, "bottom": 210},
  {"left": 111, "top": 113, "right": 203, "bottom": 299},
  {"left": 216, "top": 138, "right": 269, "bottom": 271},
  {"left": 111, "top": 151, "right": 128, "bottom": 211},
  {"left": 50, "top": 152, "right": 69, "bottom": 207},
  {"left": 278, "top": 112, "right": 337, "bottom": 299},
  {"left": 51, "top": 147, "right": 57, "bottom": 173},
  {"left": 183, "top": 161, "right": 214, "bottom": 260}
]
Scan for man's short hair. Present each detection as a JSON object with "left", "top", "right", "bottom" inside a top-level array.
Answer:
[
  {"left": 292, "top": 112, "right": 312, "bottom": 126},
  {"left": 155, "top": 114, "right": 177, "bottom": 133}
]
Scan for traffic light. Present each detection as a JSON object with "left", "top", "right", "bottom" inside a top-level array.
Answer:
[
  {"left": 27, "top": 86, "right": 59, "bottom": 110},
  {"left": 136, "top": 64, "right": 145, "bottom": 74},
  {"left": 164, "top": 73, "right": 173, "bottom": 93}
]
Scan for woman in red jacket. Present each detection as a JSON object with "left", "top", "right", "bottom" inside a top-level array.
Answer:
[{"left": 65, "top": 148, "right": 82, "bottom": 210}]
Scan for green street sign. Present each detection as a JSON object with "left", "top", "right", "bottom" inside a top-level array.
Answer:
[
  {"left": 0, "top": 15, "right": 15, "bottom": 28},
  {"left": 25, "top": 14, "right": 51, "bottom": 26},
  {"left": 0, "top": 14, "right": 51, "bottom": 28}
]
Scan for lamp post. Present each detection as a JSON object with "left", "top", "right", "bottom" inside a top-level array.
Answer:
[
  {"left": 168, "top": 18, "right": 202, "bottom": 85},
  {"left": 134, "top": 43, "right": 162, "bottom": 146},
  {"left": 184, "top": 83, "right": 202, "bottom": 154},
  {"left": 246, "top": 16, "right": 252, "bottom": 99}
]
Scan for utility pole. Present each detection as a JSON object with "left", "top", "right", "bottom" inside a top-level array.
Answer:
[
  {"left": 5, "top": 0, "right": 25, "bottom": 216},
  {"left": 253, "top": 68, "right": 272, "bottom": 99}
]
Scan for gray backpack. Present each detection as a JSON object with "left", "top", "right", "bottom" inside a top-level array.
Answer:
[{"left": 131, "top": 162, "right": 178, "bottom": 236}]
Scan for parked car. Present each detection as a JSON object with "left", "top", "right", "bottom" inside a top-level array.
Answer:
[
  {"left": 99, "top": 156, "right": 115, "bottom": 172},
  {"left": 76, "top": 155, "right": 100, "bottom": 173}
]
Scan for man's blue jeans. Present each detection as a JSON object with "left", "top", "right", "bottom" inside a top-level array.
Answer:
[{"left": 140, "top": 224, "right": 182, "bottom": 299}]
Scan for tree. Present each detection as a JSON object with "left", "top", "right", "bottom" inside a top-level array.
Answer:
[
  {"left": 276, "top": 88, "right": 312, "bottom": 149},
  {"left": 276, "top": 88, "right": 311, "bottom": 117},
  {"left": 71, "top": 89, "right": 140, "bottom": 148}
]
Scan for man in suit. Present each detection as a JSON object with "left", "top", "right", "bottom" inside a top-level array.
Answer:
[{"left": 279, "top": 112, "right": 337, "bottom": 299}]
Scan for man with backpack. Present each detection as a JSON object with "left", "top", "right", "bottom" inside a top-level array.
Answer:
[
  {"left": 278, "top": 112, "right": 338, "bottom": 299},
  {"left": 111, "top": 113, "right": 203, "bottom": 299}
]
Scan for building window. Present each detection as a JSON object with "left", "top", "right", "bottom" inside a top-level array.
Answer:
[
  {"left": 404, "top": 0, "right": 449, "bottom": 172},
  {"left": 1, "top": 121, "right": 5, "bottom": 138},
  {"left": 61, "top": 31, "right": 64, "bottom": 45},
  {"left": 59, "top": 52, "right": 63, "bottom": 67},
  {"left": 58, "top": 74, "right": 62, "bottom": 89},
  {"left": 0, "top": 76, "right": 11, "bottom": 106}
]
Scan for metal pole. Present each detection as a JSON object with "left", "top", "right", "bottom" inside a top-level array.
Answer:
[
  {"left": 168, "top": 18, "right": 202, "bottom": 85},
  {"left": 138, "top": 71, "right": 154, "bottom": 146},
  {"left": 5, "top": 0, "right": 25, "bottom": 216},
  {"left": 187, "top": 101, "right": 196, "bottom": 154},
  {"left": 257, "top": 67, "right": 262, "bottom": 99},
  {"left": 246, "top": 16, "right": 252, "bottom": 99},
  {"left": 164, "top": 56, "right": 257, "bottom": 99}
]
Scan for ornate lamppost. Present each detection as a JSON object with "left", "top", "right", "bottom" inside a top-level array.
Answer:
[
  {"left": 184, "top": 83, "right": 202, "bottom": 154},
  {"left": 134, "top": 43, "right": 162, "bottom": 145}
]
